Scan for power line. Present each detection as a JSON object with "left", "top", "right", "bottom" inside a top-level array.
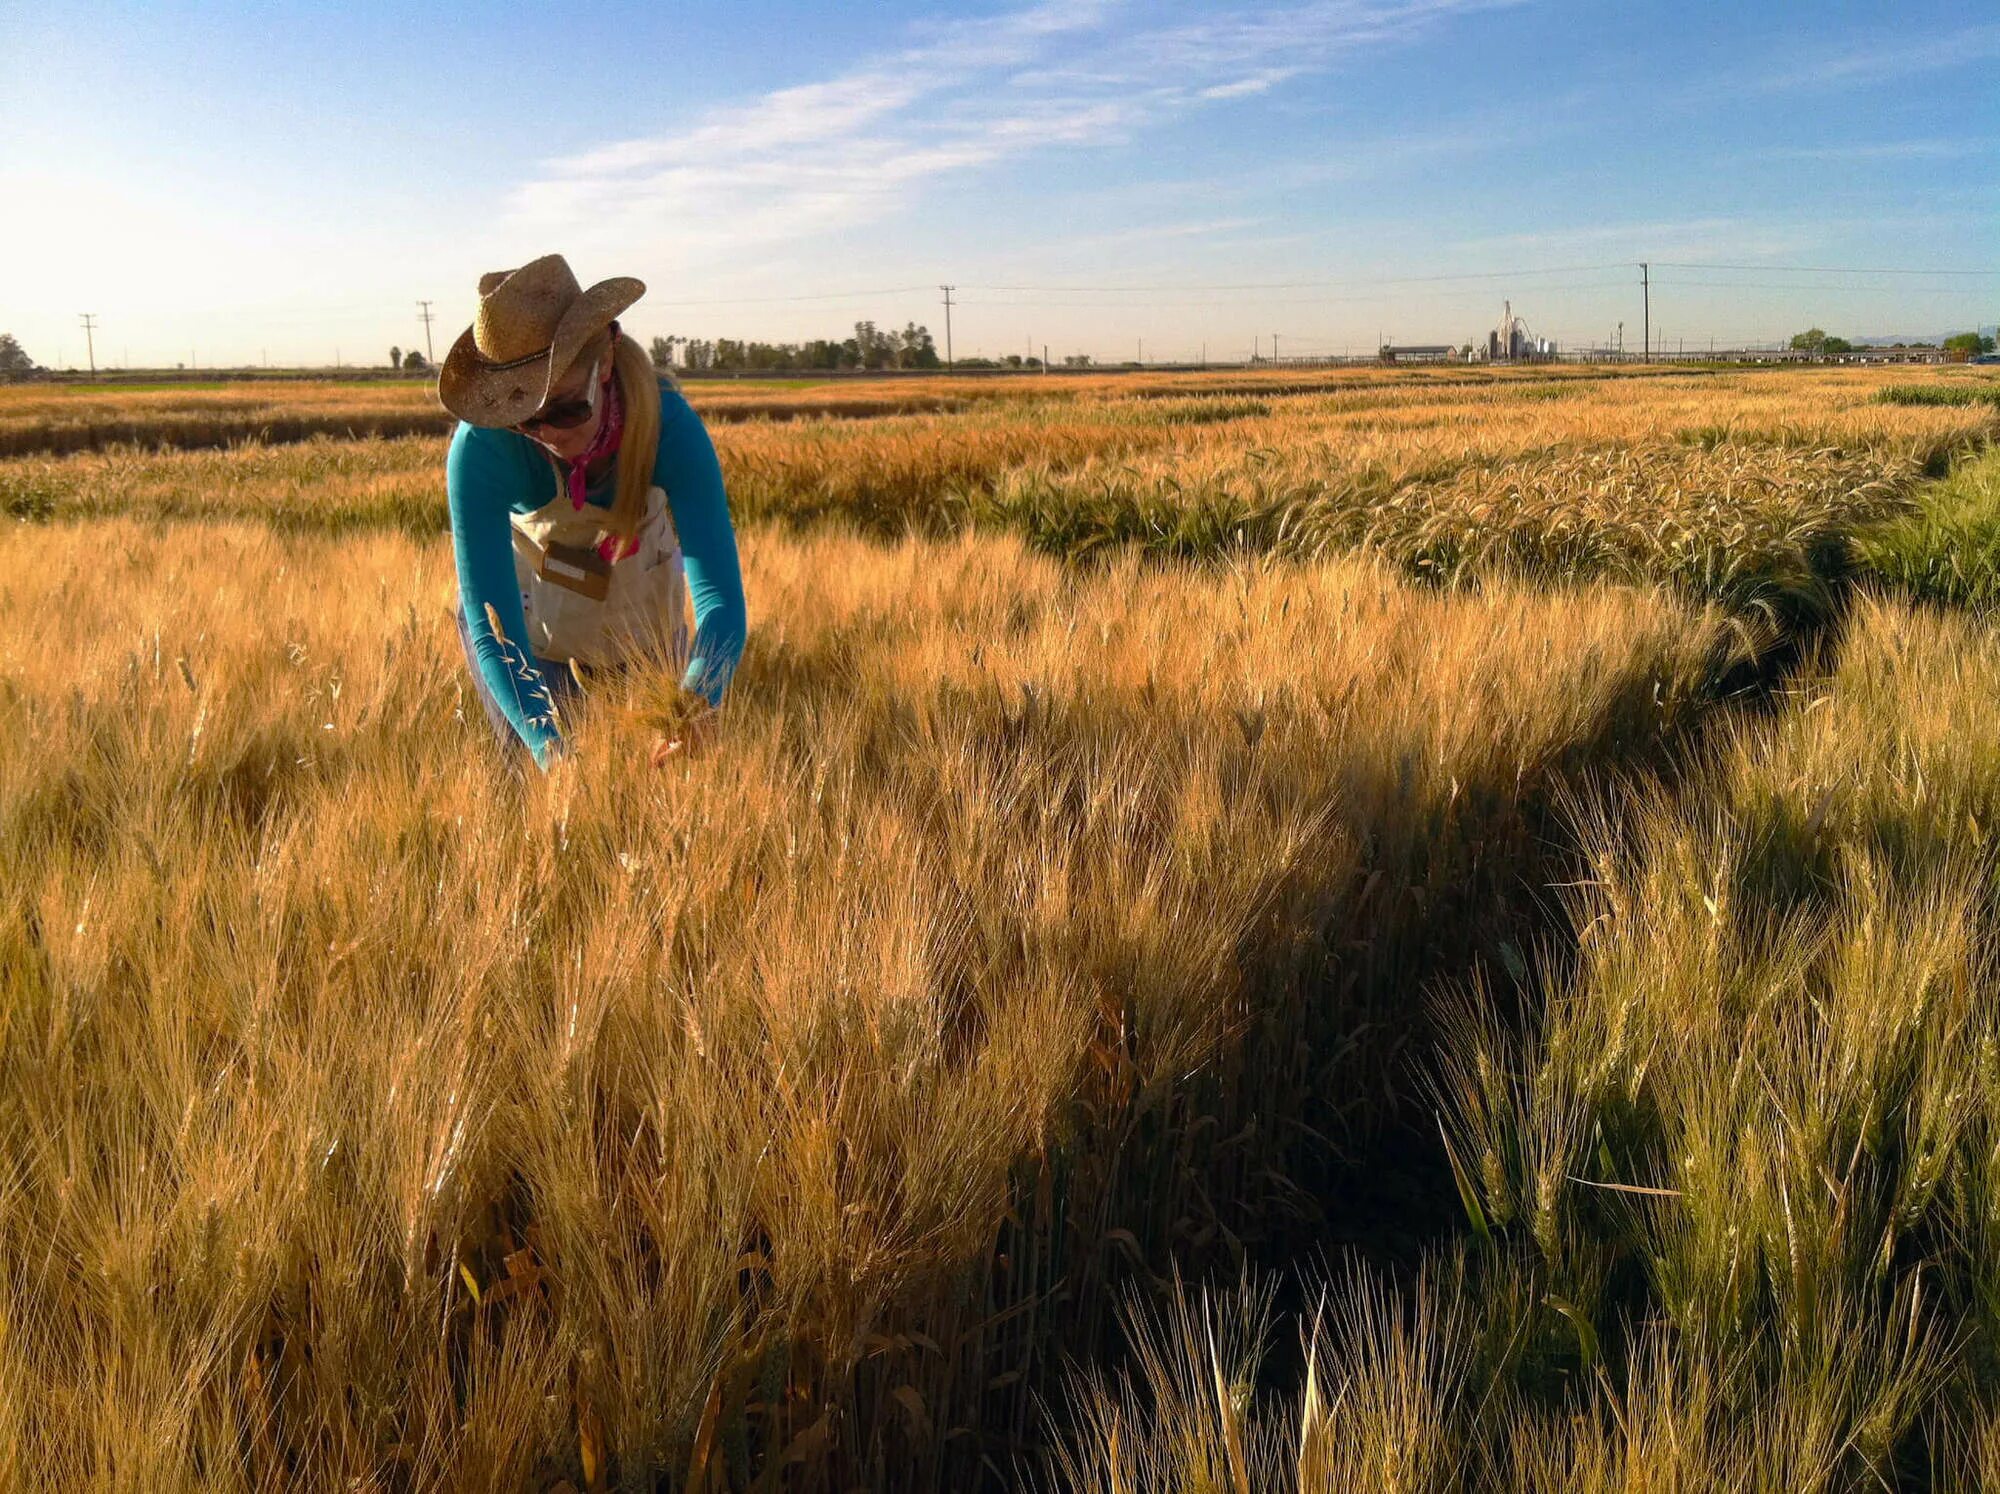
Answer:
[
  {"left": 961, "top": 262, "right": 1632, "bottom": 293},
  {"left": 1652, "top": 279, "right": 1991, "bottom": 293},
  {"left": 1641, "top": 262, "right": 1650, "bottom": 364},
  {"left": 558, "top": 262, "right": 1994, "bottom": 306},
  {"left": 782, "top": 272, "right": 1978, "bottom": 315},
  {"left": 956, "top": 279, "right": 1641, "bottom": 308},
  {"left": 1652, "top": 262, "right": 1996, "bottom": 276},
  {"left": 630, "top": 259, "right": 1993, "bottom": 311},
  {"left": 67, "top": 257, "right": 1987, "bottom": 371},
  {"left": 645, "top": 284, "right": 934, "bottom": 306}
]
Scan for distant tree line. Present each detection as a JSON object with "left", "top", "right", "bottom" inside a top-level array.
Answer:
[
  {"left": 0, "top": 326, "right": 1101, "bottom": 381},
  {"left": 958, "top": 354, "right": 1076, "bottom": 370},
  {"left": 1789, "top": 327, "right": 1854, "bottom": 356},
  {"left": 647, "top": 321, "right": 941, "bottom": 373},
  {"left": 1791, "top": 327, "right": 1996, "bottom": 360},
  {"left": 0, "top": 333, "right": 43, "bottom": 381}
]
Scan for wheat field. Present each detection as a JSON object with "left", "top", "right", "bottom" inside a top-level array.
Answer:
[
  {"left": 3, "top": 365, "right": 1999, "bottom": 1490},
  {"left": 0, "top": 364, "right": 1706, "bottom": 456},
  {"left": 1058, "top": 572, "right": 2000, "bottom": 1492}
]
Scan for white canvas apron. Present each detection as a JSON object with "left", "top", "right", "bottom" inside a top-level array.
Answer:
[{"left": 510, "top": 482, "right": 688, "bottom": 670}]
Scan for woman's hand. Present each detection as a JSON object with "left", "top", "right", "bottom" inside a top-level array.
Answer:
[{"left": 649, "top": 691, "right": 716, "bottom": 767}]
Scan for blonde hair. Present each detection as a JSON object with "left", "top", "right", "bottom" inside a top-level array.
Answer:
[{"left": 538, "top": 325, "right": 663, "bottom": 539}]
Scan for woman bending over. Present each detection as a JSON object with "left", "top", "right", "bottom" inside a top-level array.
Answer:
[{"left": 437, "top": 253, "right": 746, "bottom": 770}]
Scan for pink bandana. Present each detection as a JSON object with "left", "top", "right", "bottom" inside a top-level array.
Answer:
[
  {"left": 563, "top": 368, "right": 624, "bottom": 513},
  {"left": 557, "top": 369, "right": 641, "bottom": 563}
]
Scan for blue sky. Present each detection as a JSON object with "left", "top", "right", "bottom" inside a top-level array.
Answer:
[{"left": 1, "top": 0, "right": 1993, "bottom": 367}]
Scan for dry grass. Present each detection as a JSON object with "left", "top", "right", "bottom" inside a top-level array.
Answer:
[
  {"left": 4, "top": 370, "right": 1986, "bottom": 617},
  {"left": 0, "top": 516, "right": 1730, "bottom": 1489},
  {"left": 9, "top": 364, "right": 1981, "bottom": 460},
  {"left": 0, "top": 364, "right": 1704, "bottom": 457},
  {"left": 0, "top": 368, "right": 1396, "bottom": 456},
  {"left": 0, "top": 375, "right": 1023, "bottom": 455},
  {"left": 13, "top": 363, "right": 2000, "bottom": 1490},
  {"left": 0, "top": 380, "right": 454, "bottom": 456}
]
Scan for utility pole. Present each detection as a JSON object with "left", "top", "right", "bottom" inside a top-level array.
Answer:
[
  {"left": 78, "top": 313, "right": 98, "bottom": 377},
  {"left": 1137, "top": 338, "right": 1143, "bottom": 364},
  {"left": 939, "top": 285, "right": 956, "bottom": 371},
  {"left": 1043, "top": 343, "right": 1049, "bottom": 374},
  {"left": 416, "top": 300, "right": 436, "bottom": 364},
  {"left": 1272, "top": 332, "right": 1279, "bottom": 364},
  {"left": 1640, "top": 262, "right": 1650, "bottom": 364}
]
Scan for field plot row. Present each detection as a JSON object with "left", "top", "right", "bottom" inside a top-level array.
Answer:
[
  {"left": 1, "top": 520, "right": 1734, "bottom": 1489},
  {"left": 0, "top": 365, "right": 1702, "bottom": 457},
  {"left": 1062, "top": 558, "right": 2000, "bottom": 1491},
  {"left": 5, "top": 371, "right": 1992, "bottom": 620}
]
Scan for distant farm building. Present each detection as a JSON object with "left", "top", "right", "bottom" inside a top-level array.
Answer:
[
  {"left": 1377, "top": 343, "right": 1462, "bottom": 364},
  {"left": 1488, "top": 301, "right": 1556, "bottom": 362}
]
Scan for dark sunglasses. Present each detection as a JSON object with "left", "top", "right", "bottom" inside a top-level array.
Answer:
[{"left": 515, "top": 353, "right": 604, "bottom": 433}]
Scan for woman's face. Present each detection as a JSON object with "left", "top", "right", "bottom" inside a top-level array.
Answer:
[{"left": 520, "top": 346, "right": 615, "bottom": 461}]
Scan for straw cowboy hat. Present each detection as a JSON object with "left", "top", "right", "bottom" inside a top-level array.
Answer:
[{"left": 437, "top": 254, "right": 646, "bottom": 427}]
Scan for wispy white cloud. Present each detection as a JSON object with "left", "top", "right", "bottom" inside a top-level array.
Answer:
[
  {"left": 504, "top": 0, "right": 1527, "bottom": 270},
  {"left": 1112, "top": 0, "right": 1521, "bottom": 75},
  {"left": 1201, "top": 70, "right": 1304, "bottom": 101},
  {"left": 1765, "top": 23, "right": 2000, "bottom": 89},
  {"left": 1456, "top": 202, "right": 2000, "bottom": 268},
  {"left": 1047, "top": 216, "right": 1269, "bottom": 253},
  {"left": 1449, "top": 216, "right": 1819, "bottom": 262},
  {"left": 1746, "top": 138, "right": 1995, "bottom": 163},
  {"left": 1653, "top": 23, "right": 2000, "bottom": 119}
]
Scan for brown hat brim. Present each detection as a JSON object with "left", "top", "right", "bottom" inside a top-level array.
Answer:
[{"left": 438, "top": 275, "right": 645, "bottom": 426}]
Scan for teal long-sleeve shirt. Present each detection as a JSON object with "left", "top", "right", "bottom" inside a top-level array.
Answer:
[{"left": 447, "top": 376, "right": 747, "bottom": 768}]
